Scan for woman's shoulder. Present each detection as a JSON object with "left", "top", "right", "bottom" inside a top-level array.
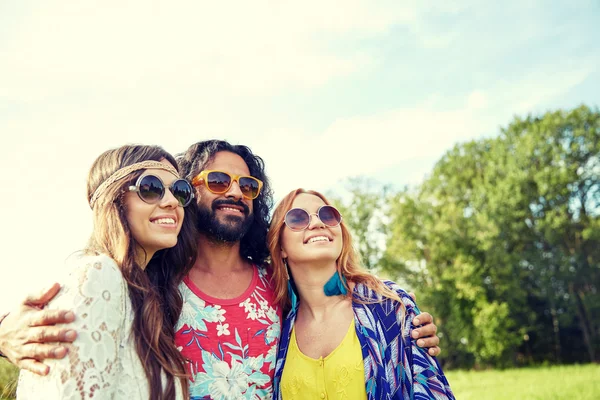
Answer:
[
  {"left": 353, "top": 280, "right": 419, "bottom": 339},
  {"left": 382, "top": 280, "right": 416, "bottom": 304},
  {"left": 65, "top": 252, "right": 121, "bottom": 276},
  {"left": 59, "top": 252, "right": 125, "bottom": 300},
  {"left": 354, "top": 279, "right": 415, "bottom": 305}
]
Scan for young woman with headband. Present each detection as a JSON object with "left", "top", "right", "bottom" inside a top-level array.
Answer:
[
  {"left": 17, "top": 144, "right": 197, "bottom": 400},
  {"left": 268, "top": 189, "right": 455, "bottom": 400}
]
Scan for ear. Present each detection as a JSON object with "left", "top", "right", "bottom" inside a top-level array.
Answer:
[
  {"left": 192, "top": 184, "right": 202, "bottom": 200},
  {"left": 281, "top": 248, "right": 288, "bottom": 259}
]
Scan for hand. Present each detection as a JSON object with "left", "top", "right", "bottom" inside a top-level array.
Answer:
[
  {"left": 408, "top": 292, "right": 441, "bottom": 357},
  {"left": 0, "top": 283, "right": 77, "bottom": 375}
]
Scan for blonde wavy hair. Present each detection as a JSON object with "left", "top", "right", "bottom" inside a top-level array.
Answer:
[{"left": 267, "top": 189, "right": 406, "bottom": 319}]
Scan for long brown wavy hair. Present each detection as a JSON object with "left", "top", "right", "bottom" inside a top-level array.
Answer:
[
  {"left": 85, "top": 144, "right": 196, "bottom": 400},
  {"left": 267, "top": 189, "right": 406, "bottom": 320}
]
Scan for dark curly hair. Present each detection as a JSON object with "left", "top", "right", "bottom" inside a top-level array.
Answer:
[{"left": 177, "top": 140, "right": 273, "bottom": 266}]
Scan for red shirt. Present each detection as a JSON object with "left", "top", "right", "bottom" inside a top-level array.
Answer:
[{"left": 175, "top": 265, "right": 282, "bottom": 399}]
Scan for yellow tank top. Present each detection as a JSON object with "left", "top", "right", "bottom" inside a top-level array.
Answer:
[{"left": 280, "top": 319, "right": 367, "bottom": 400}]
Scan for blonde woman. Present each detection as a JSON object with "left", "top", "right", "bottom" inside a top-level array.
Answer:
[{"left": 268, "top": 189, "right": 454, "bottom": 400}]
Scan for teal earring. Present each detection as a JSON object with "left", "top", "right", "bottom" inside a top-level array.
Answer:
[
  {"left": 324, "top": 271, "right": 348, "bottom": 296},
  {"left": 284, "top": 259, "right": 298, "bottom": 309}
]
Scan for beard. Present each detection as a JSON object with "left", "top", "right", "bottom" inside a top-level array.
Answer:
[{"left": 196, "top": 198, "right": 254, "bottom": 243}]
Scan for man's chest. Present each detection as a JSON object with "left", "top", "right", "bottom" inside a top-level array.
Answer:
[{"left": 189, "top": 269, "right": 254, "bottom": 299}]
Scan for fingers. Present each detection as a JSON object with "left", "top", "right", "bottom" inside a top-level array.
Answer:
[
  {"left": 408, "top": 292, "right": 416, "bottom": 301},
  {"left": 17, "top": 358, "right": 51, "bottom": 376},
  {"left": 427, "top": 346, "right": 441, "bottom": 357},
  {"left": 23, "top": 342, "right": 69, "bottom": 360},
  {"left": 28, "top": 309, "right": 75, "bottom": 328},
  {"left": 415, "top": 335, "right": 440, "bottom": 348},
  {"left": 412, "top": 312, "right": 433, "bottom": 327},
  {"left": 412, "top": 312, "right": 441, "bottom": 353},
  {"left": 411, "top": 320, "right": 437, "bottom": 339},
  {"left": 27, "top": 326, "right": 77, "bottom": 345},
  {"left": 8, "top": 341, "right": 69, "bottom": 376},
  {"left": 7, "top": 343, "right": 69, "bottom": 368},
  {"left": 23, "top": 283, "right": 62, "bottom": 307}
]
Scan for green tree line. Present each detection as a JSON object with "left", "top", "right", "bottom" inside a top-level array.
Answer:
[{"left": 330, "top": 105, "right": 599, "bottom": 369}]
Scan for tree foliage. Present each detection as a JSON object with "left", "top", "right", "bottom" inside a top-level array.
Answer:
[
  {"left": 339, "top": 105, "right": 600, "bottom": 368},
  {"left": 327, "top": 177, "right": 390, "bottom": 271}
]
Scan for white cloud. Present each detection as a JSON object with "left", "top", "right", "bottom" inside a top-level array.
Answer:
[
  {"left": 0, "top": 0, "right": 420, "bottom": 102},
  {"left": 473, "top": 60, "right": 597, "bottom": 120},
  {"left": 467, "top": 90, "right": 488, "bottom": 109},
  {"left": 512, "top": 65, "right": 595, "bottom": 113},
  {"left": 259, "top": 103, "right": 486, "bottom": 199}
]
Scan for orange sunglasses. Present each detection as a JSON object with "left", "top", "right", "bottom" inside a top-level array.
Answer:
[{"left": 192, "top": 170, "right": 263, "bottom": 200}]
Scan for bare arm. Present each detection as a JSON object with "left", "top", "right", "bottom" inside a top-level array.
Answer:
[{"left": 0, "top": 283, "right": 77, "bottom": 375}]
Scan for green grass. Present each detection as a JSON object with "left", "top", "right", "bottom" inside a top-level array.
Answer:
[
  {"left": 1, "top": 359, "right": 598, "bottom": 399},
  {"left": 445, "top": 364, "right": 600, "bottom": 400},
  {"left": 0, "top": 359, "right": 17, "bottom": 400}
]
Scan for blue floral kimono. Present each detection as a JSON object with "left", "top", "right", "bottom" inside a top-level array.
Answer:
[{"left": 272, "top": 281, "right": 455, "bottom": 400}]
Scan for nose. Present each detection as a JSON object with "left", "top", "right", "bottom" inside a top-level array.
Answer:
[
  {"left": 160, "top": 188, "right": 180, "bottom": 208},
  {"left": 224, "top": 179, "right": 244, "bottom": 201},
  {"left": 307, "top": 212, "right": 325, "bottom": 230}
]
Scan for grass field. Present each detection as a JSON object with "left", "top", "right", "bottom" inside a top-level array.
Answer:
[
  {"left": 1, "top": 358, "right": 599, "bottom": 399},
  {"left": 0, "top": 359, "right": 17, "bottom": 400},
  {"left": 445, "top": 364, "right": 600, "bottom": 400}
]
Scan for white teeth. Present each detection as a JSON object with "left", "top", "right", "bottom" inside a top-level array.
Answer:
[
  {"left": 307, "top": 236, "right": 330, "bottom": 244},
  {"left": 220, "top": 207, "right": 242, "bottom": 213},
  {"left": 153, "top": 218, "right": 175, "bottom": 225}
]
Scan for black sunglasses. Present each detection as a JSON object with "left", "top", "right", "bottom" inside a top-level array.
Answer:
[{"left": 128, "top": 174, "right": 194, "bottom": 207}]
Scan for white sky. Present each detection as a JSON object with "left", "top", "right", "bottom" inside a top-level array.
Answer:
[{"left": 1, "top": 0, "right": 598, "bottom": 308}]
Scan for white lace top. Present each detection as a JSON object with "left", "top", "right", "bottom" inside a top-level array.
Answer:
[{"left": 17, "top": 253, "right": 184, "bottom": 399}]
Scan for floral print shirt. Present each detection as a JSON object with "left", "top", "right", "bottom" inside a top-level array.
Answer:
[{"left": 175, "top": 265, "right": 282, "bottom": 399}]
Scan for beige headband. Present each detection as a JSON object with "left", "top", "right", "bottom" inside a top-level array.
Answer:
[{"left": 89, "top": 160, "right": 179, "bottom": 208}]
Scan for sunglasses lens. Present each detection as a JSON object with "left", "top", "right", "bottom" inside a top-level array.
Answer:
[
  {"left": 138, "top": 175, "right": 164, "bottom": 203},
  {"left": 171, "top": 179, "right": 193, "bottom": 206},
  {"left": 238, "top": 177, "right": 261, "bottom": 199},
  {"left": 206, "top": 171, "right": 232, "bottom": 193},
  {"left": 319, "top": 205, "right": 342, "bottom": 227},
  {"left": 285, "top": 208, "right": 310, "bottom": 231}
]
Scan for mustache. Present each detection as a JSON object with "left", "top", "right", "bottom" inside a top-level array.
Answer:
[{"left": 212, "top": 199, "right": 250, "bottom": 215}]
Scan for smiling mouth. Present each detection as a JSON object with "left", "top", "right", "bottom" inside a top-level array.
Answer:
[
  {"left": 212, "top": 199, "right": 249, "bottom": 216},
  {"left": 306, "top": 236, "right": 331, "bottom": 244},
  {"left": 152, "top": 218, "right": 176, "bottom": 225},
  {"left": 217, "top": 206, "right": 244, "bottom": 214}
]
